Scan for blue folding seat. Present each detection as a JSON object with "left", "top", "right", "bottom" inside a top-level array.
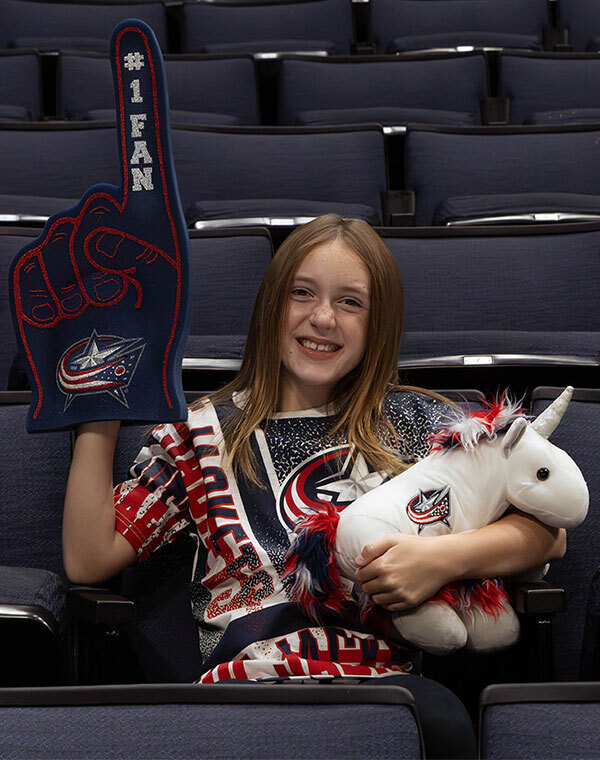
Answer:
[
  {"left": 500, "top": 52, "right": 600, "bottom": 125},
  {"left": 480, "top": 682, "right": 600, "bottom": 759},
  {"left": 0, "top": 50, "right": 42, "bottom": 121},
  {"left": 369, "top": 0, "right": 551, "bottom": 54},
  {"left": 172, "top": 124, "right": 389, "bottom": 228},
  {"left": 0, "top": 391, "right": 72, "bottom": 686},
  {"left": 379, "top": 223, "right": 600, "bottom": 367},
  {"left": 404, "top": 124, "right": 600, "bottom": 226},
  {"left": 58, "top": 53, "right": 261, "bottom": 125},
  {"left": 530, "top": 388, "right": 600, "bottom": 681},
  {"left": 183, "top": 227, "right": 273, "bottom": 366},
  {"left": 0, "top": 122, "right": 118, "bottom": 225},
  {"left": 559, "top": 0, "right": 600, "bottom": 51},
  {"left": 277, "top": 52, "right": 489, "bottom": 128},
  {"left": 0, "top": 0, "right": 168, "bottom": 52},
  {"left": 0, "top": 684, "right": 424, "bottom": 759},
  {"left": 0, "top": 229, "right": 38, "bottom": 390},
  {"left": 181, "top": 0, "right": 354, "bottom": 55}
]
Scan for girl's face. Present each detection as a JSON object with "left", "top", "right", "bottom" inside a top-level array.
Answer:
[{"left": 278, "top": 238, "right": 371, "bottom": 412}]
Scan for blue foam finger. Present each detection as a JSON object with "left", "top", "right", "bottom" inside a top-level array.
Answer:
[{"left": 10, "top": 19, "right": 191, "bottom": 432}]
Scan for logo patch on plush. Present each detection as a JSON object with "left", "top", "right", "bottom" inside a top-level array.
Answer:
[
  {"left": 406, "top": 487, "right": 451, "bottom": 532},
  {"left": 57, "top": 331, "right": 145, "bottom": 409}
]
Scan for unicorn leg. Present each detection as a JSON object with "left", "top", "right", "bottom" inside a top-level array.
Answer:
[
  {"left": 392, "top": 601, "right": 468, "bottom": 656},
  {"left": 458, "top": 598, "right": 520, "bottom": 653}
]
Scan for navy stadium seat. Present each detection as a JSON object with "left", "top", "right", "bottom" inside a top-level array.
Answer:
[
  {"left": 171, "top": 125, "right": 389, "bottom": 228},
  {"left": 58, "top": 53, "right": 260, "bottom": 125},
  {"left": 0, "top": 51, "right": 42, "bottom": 121},
  {"left": 559, "top": 0, "right": 600, "bottom": 51},
  {"left": 530, "top": 387, "right": 600, "bottom": 681},
  {"left": 183, "top": 227, "right": 273, "bottom": 366},
  {"left": 0, "top": 0, "right": 169, "bottom": 52},
  {"left": 0, "top": 391, "right": 72, "bottom": 685},
  {"left": 276, "top": 52, "right": 488, "bottom": 128},
  {"left": 368, "top": 0, "right": 551, "bottom": 54},
  {"left": 379, "top": 223, "right": 600, "bottom": 368},
  {"left": 480, "top": 682, "right": 600, "bottom": 759},
  {"left": 499, "top": 52, "right": 600, "bottom": 125},
  {"left": 0, "top": 123, "right": 119, "bottom": 225},
  {"left": 0, "top": 228, "right": 38, "bottom": 389},
  {"left": 404, "top": 124, "right": 600, "bottom": 226},
  {"left": 0, "top": 684, "right": 424, "bottom": 759},
  {"left": 180, "top": 0, "right": 354, "bottom": 56}
]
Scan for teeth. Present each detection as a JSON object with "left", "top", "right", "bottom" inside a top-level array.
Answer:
[{"left": 300, "top": 339, "right": 338, "bottom": 352}]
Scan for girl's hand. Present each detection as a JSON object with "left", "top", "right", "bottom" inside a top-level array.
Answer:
[{"left": 354, "top": 534, "right": 457, "bottom": 611}]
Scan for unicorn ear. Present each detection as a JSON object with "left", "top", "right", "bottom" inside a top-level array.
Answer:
[{"left": 503, "top": 417, "right": 528, "bottom": 458}]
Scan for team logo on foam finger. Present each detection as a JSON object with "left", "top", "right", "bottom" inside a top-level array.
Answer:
[
  {"left": 406, "top": 486, "right": 451, "bottom": 533},
  {"left": 56, "top": 330, "right": 145, "bottom": 409}
]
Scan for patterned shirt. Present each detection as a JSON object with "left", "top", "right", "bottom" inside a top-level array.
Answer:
[{"left": 114, "top": 390, "right": 447, "bottom": 682}]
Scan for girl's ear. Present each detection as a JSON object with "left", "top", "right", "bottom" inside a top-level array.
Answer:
[{"left": 502, "top": 417, "right": 528, "bottom": 458}]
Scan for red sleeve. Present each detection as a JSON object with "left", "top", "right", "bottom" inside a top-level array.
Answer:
[{"left": 114, "top": 421, "right": 199, "bottom": 561}]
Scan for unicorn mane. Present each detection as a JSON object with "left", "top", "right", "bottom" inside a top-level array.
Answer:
[{"left": 428, "top": 391, "right": 527, "bottom": 452}]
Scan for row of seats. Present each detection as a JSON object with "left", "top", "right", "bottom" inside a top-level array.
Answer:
[
  {"left": 0, "top": 0, "right": 578, "bottom": 56},
  {"left": 0, "top": 681, "right": 599, "bottom": 758},
  {"left": 3, "top": 222, "right": 599, "bottom": 392},
  {"left": 5, "top": 122, "right": 600, "bottom": 229},
  {"left": 8, "top": 49, "right": 600, "bottom": 127}
]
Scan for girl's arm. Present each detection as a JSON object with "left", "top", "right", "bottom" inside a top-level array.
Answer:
[
  {"left": 354, "top": 511, "right": 566, "bottom": 612},
  {"left": 62, "top": 420, "right": 137, "bottom": 585}
]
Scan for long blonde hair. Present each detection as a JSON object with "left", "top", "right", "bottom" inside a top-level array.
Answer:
[{"left": 193, "top": 215, "right": 443, "bottom": 483}]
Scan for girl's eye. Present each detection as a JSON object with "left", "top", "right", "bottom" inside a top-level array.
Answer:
[
  {"left": 291, "top": 287, "right": 311, "bottom": 297},
  {"left": 341, "top": 297, "right": 362, "bottom": 308}
]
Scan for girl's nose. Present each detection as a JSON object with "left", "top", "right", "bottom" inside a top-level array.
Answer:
[{"left": 310, "top": 301, "right": 336, "bottom": 330}]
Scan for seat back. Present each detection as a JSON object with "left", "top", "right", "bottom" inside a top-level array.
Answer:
[
  {"left": 559, "top": 0, "right": 600, "bottom": 51},
  {"left": 480, "top": 682, "right": 600, "bottom": 759},
  {"left": 404, "top": 124, "right": 600, "bottom": 226},
  {"left": 500, "top": 52, "right": 600, "bottom": 124},
  {"left": 0, "top": 123, "right": 119, "bottom": 200},
  {"left": 0, "top": 684, "right": 423, "bottom": 759},
  {"left": 188, "top": 226, "right": 273, "bottom": 335},
  {"left": 0, "top": 229, "right": 41, "bottom": 389},
  {"left": 277, "top": 53, "right": 488, "bottom": 125},
  {"left": 530, "top": 388, "right": 600, "bottom": 680},
  {"left": 58, "top": 52, "right": 260, "bottom": 124},
  {"left": 0, "top": 0, "right": 168, "bottom": 51},
  {"left": 0, "top": 51, "right": 42, "bottom": 121},
  {"left": 171, "top": 124, "right": 388, "bottom": 222},
  {"left": 369, "top": 0, "right": 550, "bottom": 53},
  {"left": 181, "top": 0, "right": 354, "bottom": 54},
  {"left": 379, "top": 224, "right": 600, "bottom": 362},
  {"left": 0, "top": 392, "right": 71, "bottom": 577}
]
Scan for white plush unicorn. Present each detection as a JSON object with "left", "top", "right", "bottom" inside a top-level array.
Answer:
[{"left": 286, "top": 387, "right": 588, "bottom": 655}]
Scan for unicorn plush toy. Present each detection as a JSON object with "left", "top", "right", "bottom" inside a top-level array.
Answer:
[{"left": 286, "top": 387, "right": 588, "bottom": 655}]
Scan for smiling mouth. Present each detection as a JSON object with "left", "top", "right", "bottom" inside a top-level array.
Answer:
[{"left": 297, "top": 338, "right": 341, "bottom": 353}]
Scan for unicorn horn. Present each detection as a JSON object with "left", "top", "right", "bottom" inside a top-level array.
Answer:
[{"left": 531, "top": 386, "right": 573, "bottom": 438}]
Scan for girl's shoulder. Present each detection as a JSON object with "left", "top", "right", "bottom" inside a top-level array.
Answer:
[{"left": 383, "top": 389, "right": 453, "bottom": 460}]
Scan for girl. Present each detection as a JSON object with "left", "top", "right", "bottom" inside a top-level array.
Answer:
[{"left": 63, "top": 215, "right": 565, "bottom": 758}]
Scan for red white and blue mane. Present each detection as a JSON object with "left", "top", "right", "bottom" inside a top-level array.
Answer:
[{"left": 427, "top": 392, "right": 527, "bottom": 453}]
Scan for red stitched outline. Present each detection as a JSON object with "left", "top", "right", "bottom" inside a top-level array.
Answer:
[{"left": 18, "top": 24, "right": 183, "bottom": 420}]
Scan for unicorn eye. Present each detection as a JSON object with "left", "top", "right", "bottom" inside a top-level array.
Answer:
[{"left": 537, "top": 467, "right": 550, "bottom": 481}]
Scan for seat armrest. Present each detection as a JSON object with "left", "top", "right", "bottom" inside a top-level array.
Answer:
[
  {"left": 482, "top": 97, "right": 509, "bottom": 126},
  {"left": 67, "top": 587, "right": 136, "bottom": 626},
  {"left": 381, "top": 190, "right": 415, "bottom": 226},
  {"left": 512, "top": 580, "right": 566, "bottom": 616}
]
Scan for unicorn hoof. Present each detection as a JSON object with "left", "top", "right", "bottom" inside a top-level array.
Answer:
[
  {"left": 463, "top": 600, "right": 521, "bottom": 653},
  {"left": 392, "top": 602, "right": 468, "bottom": 656}
]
